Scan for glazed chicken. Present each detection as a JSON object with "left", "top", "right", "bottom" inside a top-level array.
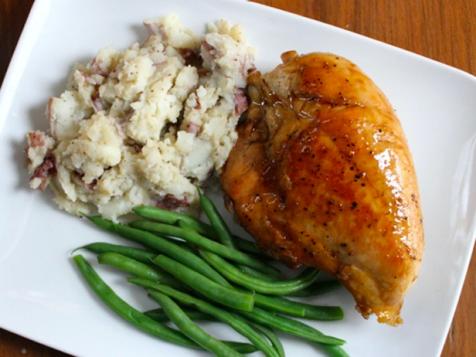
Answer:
[{"left": 221, "top": 51, "right": 424, "bottom": 325}]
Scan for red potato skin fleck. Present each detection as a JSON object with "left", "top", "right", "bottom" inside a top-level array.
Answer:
[
  {"left": 27, "top": 132, "right": 45, "bottom": 148},
  {"left": 156, "top": 194, "right": 190, "bottom": 210},
  {"left": 31, "top": 154, "right": 56, "bottom": 191}
]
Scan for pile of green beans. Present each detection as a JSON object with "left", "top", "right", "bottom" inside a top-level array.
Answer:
[
  {"left": 74, "top": 256, "right": 257, "bottom": 354},
  {"left": 73, "top": 192, "right": 348, "bottom": 357}
]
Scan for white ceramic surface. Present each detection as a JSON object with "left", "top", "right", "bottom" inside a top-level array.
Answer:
[{"left": 0, "top": 0, "right": 475, "bottom": 356}]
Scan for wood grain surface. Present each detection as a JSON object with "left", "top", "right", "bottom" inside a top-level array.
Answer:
[{"left": 0, "top": 0, "right": 474, "bottom": 356}]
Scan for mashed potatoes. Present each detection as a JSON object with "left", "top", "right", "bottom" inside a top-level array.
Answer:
[{"left": 26, "top": 15, "right": 254, "bottom": 219}]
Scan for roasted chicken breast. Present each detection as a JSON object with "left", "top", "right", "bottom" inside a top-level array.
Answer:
[{"left": 221, "top": 51, "right": 424, "bottom": 325}]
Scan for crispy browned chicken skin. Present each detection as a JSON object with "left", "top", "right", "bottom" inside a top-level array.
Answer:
[{"left": 221, "top": 51, "right": 424, "bottom": 325}]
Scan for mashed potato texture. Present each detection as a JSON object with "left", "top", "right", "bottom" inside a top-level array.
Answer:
[{"left": 26, "top": 15, "right": 254, "bottom": 219}]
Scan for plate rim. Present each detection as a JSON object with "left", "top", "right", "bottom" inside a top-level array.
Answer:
[{"left": 0, "top": 0, "right": 474, "bottom": 356}]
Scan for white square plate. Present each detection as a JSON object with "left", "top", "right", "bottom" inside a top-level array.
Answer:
[{"left": 0, "top": 0, "right": 475, "bottom": 356}]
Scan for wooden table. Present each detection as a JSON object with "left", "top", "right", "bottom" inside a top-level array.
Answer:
[{"left": 0, "top": 0, "right": 474, "bottom": 356}]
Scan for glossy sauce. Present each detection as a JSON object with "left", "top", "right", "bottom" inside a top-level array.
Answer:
[{"left": 221, "top": 52, "right": 424, "bottom": 325}]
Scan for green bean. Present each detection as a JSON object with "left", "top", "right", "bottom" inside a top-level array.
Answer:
[
  {"left": 79, "top": 242, "right": 156, "bottom": 264},
  {"left": 86, "top": 215, "right": 115, "bottom": 230},
  {"left": 96, "top": 252, "right": 185, "bottom": 290},
  {"left": 223, "top": 268, "right": 341, "bottom": 321},
  {"left": 251, "top": 324, "right": 285, "bottom": 357},
  {"left": 150, "top": 291, "right": 242, "bottom": 357},
  {"left": 151, "top": 255, "right": 254, "bottom": 312},
  {"left": 177, "top": 220, "right": 196, "bottom": 230},
  {"left": 143, "top": 309, "right": 261, "bottom": 354},
  {"left": 87, "top": 216, "right": 228, "bottom": 285},
  {"left": 143, "top": 283, "right": 278, "bottom": 357},
  {"left": 129, "top": 275, "right": 189, "bottom": 291},
  {"left": 224, "top": 342, "right": 258, "bottom": 354},
  {"left": 133, "top": 205, "right": 213, "bottom": 236},
  {"left": 239, "top": 307, "right": 344, "bottom": 346},
  {"left": 175, "top": 221, "right": 265, "bottom": 272},
  {"left": 234, "top": 238, "right": 263, "bottom": 255},
  {"left": 145, "top": 308, "right": 214, "bottom": 323},
  {"left": 318, "top": 345, "right": 350, "bottom": 357},
  {"left": 176, "top": 222, "right": 269, "bottom": 282},
  {"left": 181, "top": 222, "right": 264, "bottom": 257},
  {"left": 133, "top": 204, "right": 259, "bottom": 253},
  {"left": 254, "top": 294, "right": 344, "bottom": 321},
  {"left": 239, "top": 266, "right": 278, "bottom": 281},
  {"left": 199, "top": 191, "right": 235, "bottom": 248},
  {"left": 201, "top": 251, "right": 319, "bottom": 295},
  {"left": 72, "top": 255, "right": 197, "bottom": 348},
  {"left": 97, "top": 252, "right": 162, "bottom": 281},
  {"left": 130, "top": 220, "right": 278, "bottom": 276},
  {"left": 226, "top": 313, "right": 282, "bottom": 357},
  {"left": 287, "top": 280, "right": 341, "bottom": 297}
]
